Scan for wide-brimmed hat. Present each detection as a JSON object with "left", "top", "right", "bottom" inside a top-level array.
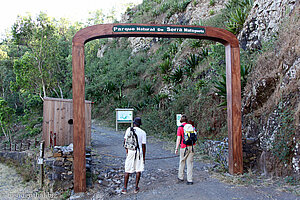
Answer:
[{"left": 133, "top": 117, "right": 142, "bottom": 126}]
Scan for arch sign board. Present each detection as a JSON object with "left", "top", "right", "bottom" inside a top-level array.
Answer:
[{"left": 72, "top": 23, "right": 242, "bottom": 192}]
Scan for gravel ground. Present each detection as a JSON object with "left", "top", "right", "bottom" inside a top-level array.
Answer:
[
  {"left": 1, "top": 122, "right": 298, "bottom": 200},
  {"left": 70, "top": 122, "right": 299, "bottom": 200}
]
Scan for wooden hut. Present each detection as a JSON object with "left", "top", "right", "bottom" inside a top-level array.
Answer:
[{"left": 42, "top": 97, "right": 92, "bottom": 147}]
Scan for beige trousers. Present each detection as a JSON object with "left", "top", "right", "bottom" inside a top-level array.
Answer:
[{"left": 178, "top": 146, "right": 194, "bottom": 182}]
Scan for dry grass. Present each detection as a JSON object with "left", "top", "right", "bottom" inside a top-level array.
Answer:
[
  {"left": 0, "top": 162, "right": 42, "bottom": 199},
  {"left": 210, "top": 170, "right": 300, "bottom": 196}
]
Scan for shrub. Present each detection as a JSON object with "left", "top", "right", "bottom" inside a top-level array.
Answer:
[
  {"left": 271, "top": 103, "right": 296, "bottom": 164},
  {"left": 225, "top": 7, "right": 247, "bottom": 34},
  {"left": 214, "top": 74, "right": 227, "bottom": 107}
]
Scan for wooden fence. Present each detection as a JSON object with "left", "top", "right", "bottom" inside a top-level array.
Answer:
[{"left": 1, "top": 139, "right": 38, "bottom": 151}]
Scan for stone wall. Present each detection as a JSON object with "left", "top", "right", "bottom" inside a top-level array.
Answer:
[
  {"left": 201, "top": 137, "right": 262, "bottom": 172},
  {"left": 202, "top": 138, "right": 229, "bottom": 168},
  {"left": 44, "top": 144, "right": 92, "bottom": 192},
  {"left": 0, "top": 144, "right": 93, "bottom": 193}
]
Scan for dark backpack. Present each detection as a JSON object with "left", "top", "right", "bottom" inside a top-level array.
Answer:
[
  {"left": 180, "top": 124, "right": 197, "bottom": 154},
  {"left": 181, "top": 124, "right": 197, "bottom": 145}
]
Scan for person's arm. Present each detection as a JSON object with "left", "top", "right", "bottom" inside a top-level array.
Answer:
[
  {"left": 142, "top": 144, "right": 146, "bottom": 163},
  {"left": 124, "top": 139, "right": 128, "bottom": 154},
  {"left": 124, "top": 128, "right": 129, "bottom": 154},
  {"left": 175, "top": 126, "right": 183, "bottom": 154},
  {"left": 175, "top": 136, "right": 181, "bottom": 155}
]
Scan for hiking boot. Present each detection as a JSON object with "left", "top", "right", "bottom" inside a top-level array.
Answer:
[
  {"left": 177, "top": 178, "right": 184, "bottom": 183},
  {"left": 187, "top": 181, "right": 193, "bottom": 185}
]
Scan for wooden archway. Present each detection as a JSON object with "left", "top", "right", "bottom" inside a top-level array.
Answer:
[{"left": 72, "top": 24, "right": 242, "bottom": 192}]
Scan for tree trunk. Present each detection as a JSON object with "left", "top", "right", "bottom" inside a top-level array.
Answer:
[{"left": 0, "top": 121, "right": 9, "bottom": 142}]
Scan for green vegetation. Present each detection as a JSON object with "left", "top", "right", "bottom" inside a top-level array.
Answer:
[
  {"left": 0, "top": 12, "right": 82, "bottom": 142},
  {"left": 224, "top": 0, "right": 254, "bottom": 34},
  {"left": 126, "top": 0, "right": 192, "bottom": 22},
  {"left": 271, "top": 103, "right": 296, "bottom": 164},
  {"left": 213, "top": 63, "right": 250, "bottom": 108},
  {"left": 209, "top": 10, "right": 215, "bottom": 16},
  {"left": 0, "top": 97, "right": 15, "bottom": 142}
]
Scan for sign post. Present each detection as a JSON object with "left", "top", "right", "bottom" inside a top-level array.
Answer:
[
  {"left": 176, "top": 114, "right": 182, "bottom": 127},
  {"left": 115, "top": 108, "right": 134, "bottom": 131},
  {"left": 38, "top": 141, "right": 45, "bottom": 189}
]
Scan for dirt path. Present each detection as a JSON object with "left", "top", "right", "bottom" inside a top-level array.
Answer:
[{"left": 71, "top": 122, "right": 299, "bottom": 200}]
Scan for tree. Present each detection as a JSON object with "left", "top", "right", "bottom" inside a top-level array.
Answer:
[
  {"left": 11, "top": 12, "right": 70, "bottom": 99},
  {"left": 87, "top": 9, "right": 106, "bottom": 25},
  {"left": 0, "top": 97, "right": 15, "bottom": 142}
]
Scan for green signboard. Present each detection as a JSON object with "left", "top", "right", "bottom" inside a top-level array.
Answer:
[{"left": 113, "top": 25, "right": 205, "bottom": 34}]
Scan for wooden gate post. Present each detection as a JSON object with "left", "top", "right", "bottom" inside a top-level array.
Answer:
[
  {"left": 72, "top": 43, "right": 86, "bottom": 192},
  {"left": 225, "top": 45, "right": 243, "bottom": 174}
]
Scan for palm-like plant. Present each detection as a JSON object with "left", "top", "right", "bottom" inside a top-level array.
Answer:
[
  {"left": 142, "top": 83, "right": 154, "bottom": 96},
  {"left": 240, "top": 64, "right": 250, "bottom": 90},
  {"left": 214, "top": 74, "right": 227, "bottom": 107},
  {"left": 170, "top": 67, "right": 184, "bottom": 84},
  {"left": 226, "top": 7, "right": 247, "bottom": 34},
  {"left": 214, "top": 64, "right": 250, "bottom": 107},
  {"left": 225, "top": 0, "right": 253, "bottom": 35},
  {"left": 184, "top": 54, "right": 201, "bottom": 76},
  {"left": 159, "top": 58, "right": 171, "bottom": 74}
]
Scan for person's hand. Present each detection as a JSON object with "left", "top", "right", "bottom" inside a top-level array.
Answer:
[{"left": 175, "top": 148, "right": 178, "bottom": 155}]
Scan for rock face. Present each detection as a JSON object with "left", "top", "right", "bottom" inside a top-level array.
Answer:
[
  {"left": 243, "top": 77, "right": 278, "bottom": 114},
  {"left": 121, "top": 0, "right": 226, "bottom": 54},
  {"left": 168, "top": 0, "right": 225, "bottom": 25},
  {"left": 128, "top": 37, "right": 158, "bottom": 55},
  {"left": 241, "top": 2, "right": 300, "bottom": 177},
  {"left": 239, "top": 0, "right": 297, "bottom": 50}
]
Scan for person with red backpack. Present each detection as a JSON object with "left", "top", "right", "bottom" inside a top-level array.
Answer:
[{"left": 175, "top": 114, "right": 197, "bottom": 185}]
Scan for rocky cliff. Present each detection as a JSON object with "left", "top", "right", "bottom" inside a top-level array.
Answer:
[{"left": 241, "top": 0, "right": 299, "bottom": 177}]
